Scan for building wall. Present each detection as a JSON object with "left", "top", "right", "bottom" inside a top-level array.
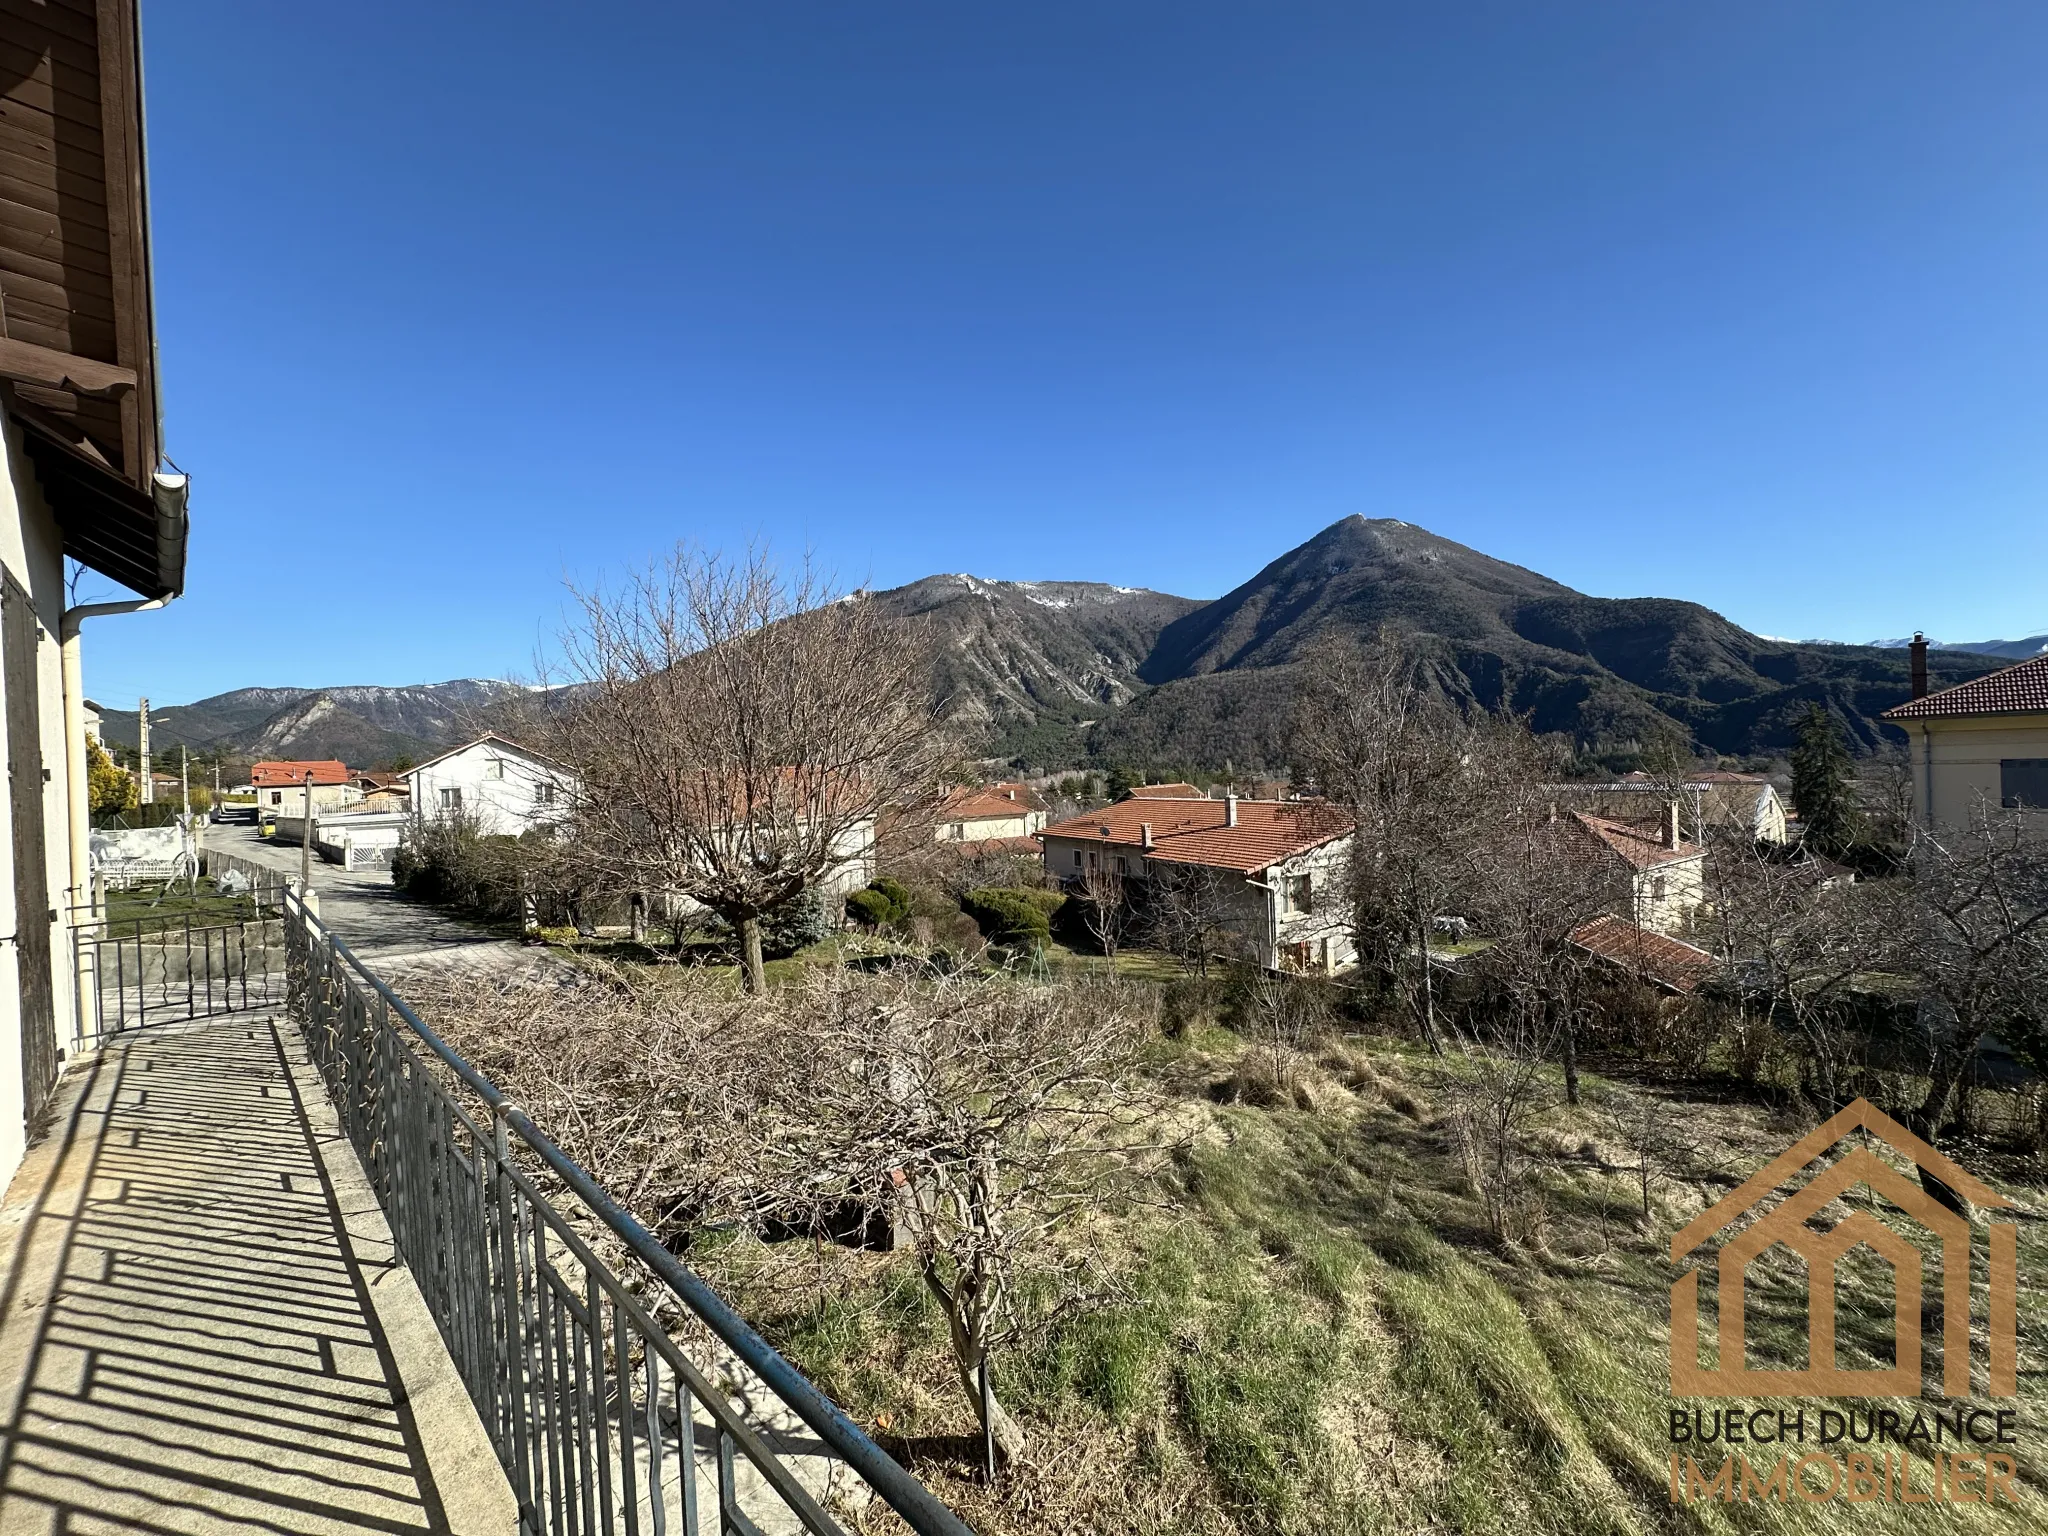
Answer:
[
  {"left": 256, "top": 782, "right": 359, "bottom": 818},
  {"left": 1266, "top": 839, "right": 1357, "bottom": 973},
  {"left": 1906, "top": 715, "right": 2048, "bottom": 833},
  {"left": 0, "top": 412, "right": 87, "bottom": 1189},
  {"left": 1041, "top": 831, "right": 1358, "bottom": 972},
  {"left": 1634, "top": 856, "right": 1707, "bottom": 936},
  {"left": 407, "top": 743, "right": 572, "bottom": 838},
  {"left": 938, "top": 809, "right": 1044, "bottom": 842}
]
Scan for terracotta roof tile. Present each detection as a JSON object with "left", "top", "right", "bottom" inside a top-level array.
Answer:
[
  {"left": 1569, "top": 915, "right": 1716, "bottom": 994},
  {"left": 1040, "top": 798, "right": 1351, "bottom": 874},
  {"left": 940, "top": 783, "right": 1039, "bottom": 820},
  {"left": 251, "top": 759, "right": 350, "bottom": 788},
  {"left": 1566, "top": 811, "right": 1704, "bottom": 871},
  {"left": 1881, "top": 653, "right": 2048, "bottom": 720}
]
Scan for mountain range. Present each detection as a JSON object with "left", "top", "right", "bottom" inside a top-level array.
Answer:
[{"left": 99, "top": 518, "right": 2006, "bottom": 774}]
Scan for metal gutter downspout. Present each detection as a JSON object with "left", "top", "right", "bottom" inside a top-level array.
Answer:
[
  {"left": 63, "top": 467, "right": 191, "bottom": 909},
  {"left": 61, "top": 596, "right": 166, "bottom": 911}
]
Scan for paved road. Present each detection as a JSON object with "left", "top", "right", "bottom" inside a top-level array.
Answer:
[{"left": 198, "top": 824, "right": 536, "bottom": 979}]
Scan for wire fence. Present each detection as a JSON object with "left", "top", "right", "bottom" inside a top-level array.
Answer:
[{"left": 281, "top": 887, "right": 971, "bottom": 1536}]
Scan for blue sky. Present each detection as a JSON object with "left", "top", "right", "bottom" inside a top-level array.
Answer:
[{"left": 86, "top": 3, "right": 2048, "bottom": 704}]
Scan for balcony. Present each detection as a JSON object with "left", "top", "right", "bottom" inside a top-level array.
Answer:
[{"left": 0, "top": 895, "right": 968, "bottom": 1535}]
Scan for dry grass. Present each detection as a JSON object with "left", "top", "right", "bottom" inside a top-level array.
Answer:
[{"left": 409, "top": 966, "right": 2048, "bottom": 1535}]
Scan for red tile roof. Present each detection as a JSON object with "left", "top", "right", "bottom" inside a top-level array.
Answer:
[
  {"left": 1124, "top": 783, "right": 1208, "bottom": 800},
  {"left": 251, "top": 759, "right": 350, "bottom": 788},
  {"left": 940, "top": 783, "right": 1039, "bottom": 820},
  {"left": 1569, "top": 915, "right": 1716, "bottom": 994},
  {"left": 1040, "top": 798, "right": 1351, "bottom": 875},
  {"left": 1566, "top": 811, "right": 1703, "bottom": 871},
  {"left": 1881, "top": 653, "right": 2048, "bottom": 720}
]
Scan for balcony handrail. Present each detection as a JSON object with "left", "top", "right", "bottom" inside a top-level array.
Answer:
[{"left": 281, "top": 887, "right": 971, "bottom": 1536}]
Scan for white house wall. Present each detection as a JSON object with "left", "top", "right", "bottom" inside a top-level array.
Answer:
[
  {"left": 407, "top": 742, "right": 573, "bottom": 838},
  {"left": 0, "top": 411, "right": 86, "bottom": 1189}
]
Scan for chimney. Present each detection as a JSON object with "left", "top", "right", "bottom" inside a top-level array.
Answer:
[
  {"left": 1140, "top": 822, "right": 1154, "bottom": 850},
  {"left": 1909, "top": 632, "right": 1928, "bottom": 700},
  {"left": 1005, "top": 788, "right": 1016, "bottom": 800},
  {"left": 1665, "top": 800, "right": 1682, "bottom": 851},
  {"left": 1224, "top": 793, "right": 1239, "bottom": 828}
]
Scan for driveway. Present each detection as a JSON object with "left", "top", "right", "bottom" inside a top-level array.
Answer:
[{"left": 197, "top": 824, "right": 547, "bottom": 982}]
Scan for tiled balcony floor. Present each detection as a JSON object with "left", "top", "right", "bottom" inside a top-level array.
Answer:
[{"left": 0, "top": 1015, "right": 510, "bottom": 1535}]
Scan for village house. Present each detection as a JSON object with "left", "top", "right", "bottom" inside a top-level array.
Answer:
[
  {"left": 1562, "top": 806, "right": 1707, "bottom": 936},
  {"left": 934, "top": 782, "right": 1045, "bottom": 845},
  {"left": 251, "top": 759, "right": 359, "bottom": 819},
  {"left": 406, "top": 734, "right": 574, "bottom": 838},
  {"left": 1882, "top": 636, "right": 2048, "bottom": 833},
  {"left": 351, "top": 769, "right": 411, "bottom": 810},
  {"left": 1580, "top": 770, "right": 1788, "bottom": 844},
  {"left": 1038, "top": 794, "right": 1357, "bottom": 973}
]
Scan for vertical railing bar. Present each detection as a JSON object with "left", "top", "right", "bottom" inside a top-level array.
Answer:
[{"left": 588, "top": 1272, "right": 617, "bottom": 1534}]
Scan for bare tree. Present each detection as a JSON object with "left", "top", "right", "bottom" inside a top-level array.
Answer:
[
  {"left": 1077, "top": 862, "right": 1131, "bottom": 973},
  {"left": 1698, "top": 839, "right": 1872, "bottom": 1110},
  {"left": 1143, "top": 860, "right": 1241, "bottom": 977},
  {"left": 1876, "top": 808, "right": 2048, "bottom": 1160},
  {"left": 741, "top": 971, "right": 1161, "bottom": 1467},
  {"left": 542, "top": 546, "right": 949, "bottom": 991},
  {"left": 1464, "top": 729, "right": 1630, "bottom": 1106},
  {"left": 1293, "top": 630, "right": 1486, "bottom": 1052}
]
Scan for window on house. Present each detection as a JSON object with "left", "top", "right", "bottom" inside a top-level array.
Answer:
[
  {"left": 1115, "top": 856, "right": 1129, "bottom": 874},
  {"left": 269, "top": 791, "right": 282, "bottom": 806},
  {"left": 535, "top": 782, "right": 556, "bottom": 806},
  {"left": 1282, "top": 874, "right": 1313, "bottom": 914},
  {"left": 1072, "top": 850, "right": 1082, "bottom": 868},
  {"left": 2001, "top": 759, "right": 2048, "bottom": 810},
  {"left": 1653, "top": 875, "right": 1669, "bottom": 903},
  {"left": 440, "top": 787, "right": 462, "bottom": 811},
  {"left": 484, "top": 758, "right": 504, "bottom": 781}
]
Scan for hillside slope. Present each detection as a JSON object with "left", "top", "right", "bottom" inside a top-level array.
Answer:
[
  {"left": 97, "top": 679, "right": 522, "bottom": 764},
  {"left": 870, "top": 575, "right": 1200, "bottom": 764},
  {"left": 1082, "top": 517, "right": 2002, "bottom": 773}
]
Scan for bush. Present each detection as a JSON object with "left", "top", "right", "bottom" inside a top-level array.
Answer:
[
  {"left": 846, "top": 876, "right": 914, "bottom": 930},
  {"left": 962, "top": 886, "right": 1065, "bottom": 949},
  {"left": 392, "top": 815, "right": 525, "bottom": 920},
  {"left": 707, "top": 888, "right": 835, "bottom": 961}
]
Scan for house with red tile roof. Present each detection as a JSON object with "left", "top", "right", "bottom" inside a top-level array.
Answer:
[
  {"left": 935, "top": 783, "right": 1045, "bottom": 845},
  {"left": 1882, "top": 640, "right": 2048, "bottom": 832},
  {"left": 1037, "top": 795, "right": 1356, "bottom": 972},
  {"left": 249, "top": 760, "right": 361, "bottom": 820},
  {"left": 1561, "top": 808, "right": 1706, "bottom": 936}
]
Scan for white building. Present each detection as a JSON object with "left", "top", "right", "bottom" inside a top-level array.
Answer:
[
  {"left": 406, "top": 734, "right": 575, "bottom": 838},
  {"left": 934, "top": 782, "right": 1045, "bottom": 845},
  {"left": 1038, "top": 795, "right": 1357, "bottom": 972}
]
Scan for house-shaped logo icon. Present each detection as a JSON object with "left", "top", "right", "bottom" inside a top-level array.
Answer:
[{"left": 1670, "top": 1098, "right": 2020, "bottom": 1398}]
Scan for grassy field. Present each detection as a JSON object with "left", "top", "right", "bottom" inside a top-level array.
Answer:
[
  {"left": 693, "top": 1010, "right": 2047, "bottom": 1535},
  {"left": 101, "top": 878, "right": 271, "bottom": 935}
]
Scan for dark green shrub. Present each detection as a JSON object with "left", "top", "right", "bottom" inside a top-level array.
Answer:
[
  {"left": 847, "top": 877, "right": 914, "bottom": 929},
  {"left": 962, "top": 886, "right": 1065, "bottom": 948}
]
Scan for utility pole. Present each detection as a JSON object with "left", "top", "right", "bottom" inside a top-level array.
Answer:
[
  {"left": 300, "top": 771, "right": 314, "bottom": 893},
  {"left": 180, "top": 745, "right": 189, "bottom": 815},
  {"left": 137, "top": 696, "right": 152, "bottom": 804}
]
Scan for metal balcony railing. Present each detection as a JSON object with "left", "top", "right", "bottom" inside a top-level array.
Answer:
[{"left": 281, "top": 890, "right": 971, "bottom": 1536}]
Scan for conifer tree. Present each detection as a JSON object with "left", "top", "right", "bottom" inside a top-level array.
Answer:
[{"left": 1791, "top": 703, "right": 1858, "bottom": 857}]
